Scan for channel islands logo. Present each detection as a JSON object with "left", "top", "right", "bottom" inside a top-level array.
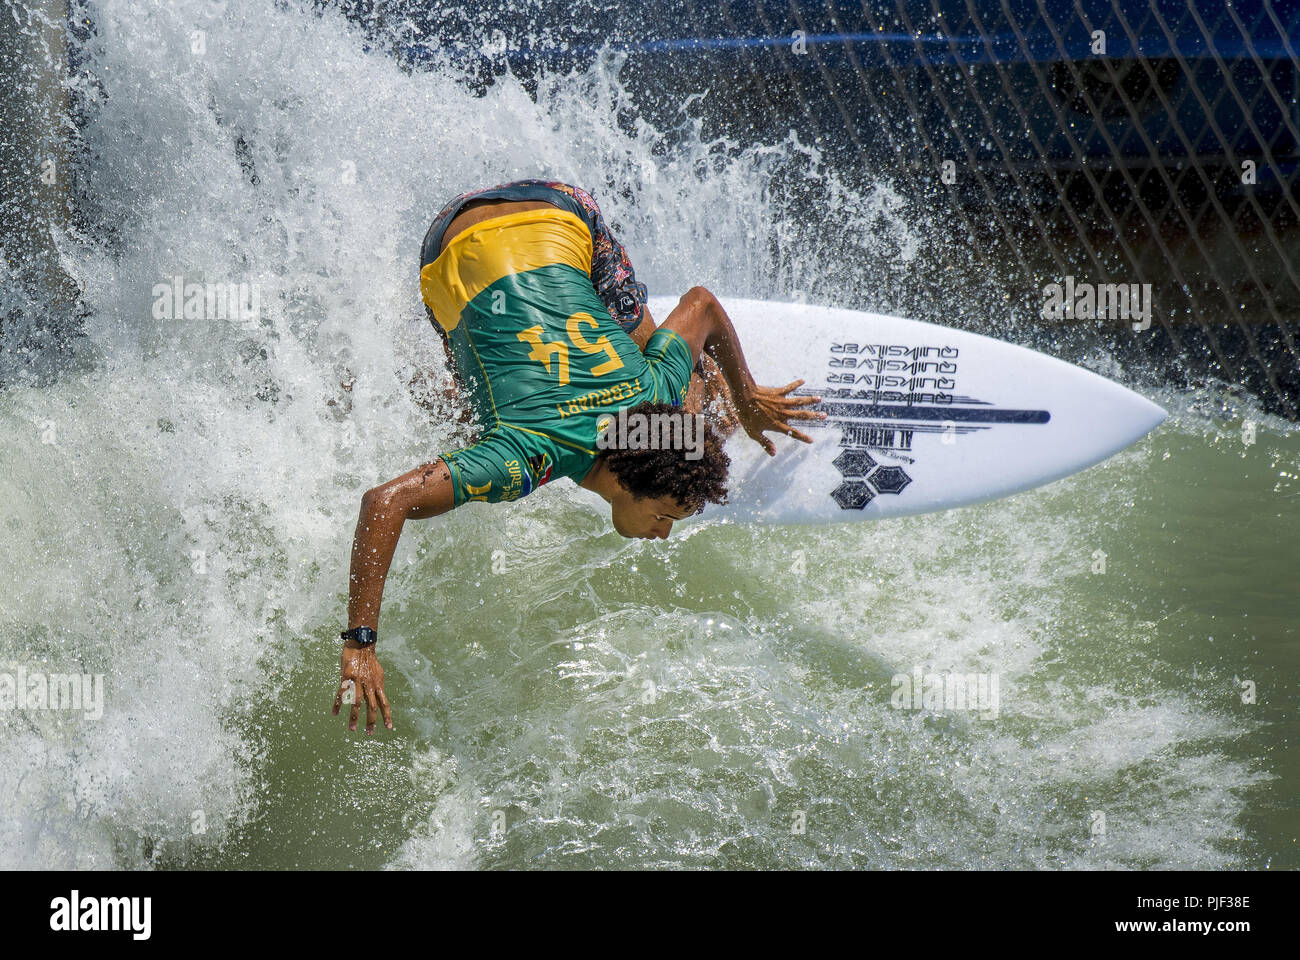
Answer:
[{"left": 830, "top": 448, "right": 912, "bottom": 509}]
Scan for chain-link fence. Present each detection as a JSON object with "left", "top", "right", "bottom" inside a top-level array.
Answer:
[
  {"left": 6, "top": 1, "right": 1298, "bottom": 413},
  {"left": 679, "top": 0, "right": 1300, "bottom": 418},
  {"left": 383, "top": 0, "right": 1300, "bottom": 417}
]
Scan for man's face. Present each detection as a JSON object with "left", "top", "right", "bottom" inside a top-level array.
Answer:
[{"left": 610, "top": 490, "right": 696, "bottom": 540}]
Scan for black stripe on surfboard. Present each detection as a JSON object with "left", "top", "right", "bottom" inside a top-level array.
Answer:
[{"left": 818, "top": 402, "right": 1051, "bottom": 424}]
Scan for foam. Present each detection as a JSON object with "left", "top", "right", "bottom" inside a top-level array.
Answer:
[{"left": 0, "top": 0, "right": 1274, "bottom": 869}]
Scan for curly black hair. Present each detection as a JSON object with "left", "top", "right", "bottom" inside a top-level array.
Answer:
[{"left": 597, "top": 402, "right": 730, "bottom": 511}]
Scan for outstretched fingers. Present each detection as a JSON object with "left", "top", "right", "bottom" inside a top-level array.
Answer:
[
  {"left": 747, "top": 426, "right": 777, "bottom": 456},
  {"left": 348, "top": 688, "right": 362, "bottom": 732},
  {"left": 781, "top": 424, "right": 816, "bottom": 445},
  {"left": 741, "top": 379, "right": 828, "bottom": 454},
  {"left": 364, "top": 681, "right": 380, "bottom": 736}
]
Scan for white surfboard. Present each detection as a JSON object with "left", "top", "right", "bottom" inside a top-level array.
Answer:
[{"left": 648, "top": 296, "right": 1167, "bottom": 524}]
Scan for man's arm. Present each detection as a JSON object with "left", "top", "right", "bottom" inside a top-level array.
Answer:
[
  {"left": 658, "top": 286, "right": 825, "bottom": 454},
  {"left": 626, "top": 307, "right": 656, "bottom": 349},
  {"left": 334, "top": 459, "right": 456, "bottom": 735},
  {"left": 628, "top": 305, "right": 736, "bottom": 425},
  {"left": 348, "top": 459, "right": 456, "bottom": 629}
]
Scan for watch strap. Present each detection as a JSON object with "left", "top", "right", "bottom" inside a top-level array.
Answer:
[{"left": 341, "top": 626, "right": 377, "bottom": 647}]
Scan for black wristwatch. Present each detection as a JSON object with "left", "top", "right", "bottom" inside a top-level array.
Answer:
[{"left": 341, "top": 626, "right": 377, "bottom": 647}]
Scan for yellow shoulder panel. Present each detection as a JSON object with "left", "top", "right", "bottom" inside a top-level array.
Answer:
[{"left": 419, "top": 208, "right": 594, "bottom": 332}]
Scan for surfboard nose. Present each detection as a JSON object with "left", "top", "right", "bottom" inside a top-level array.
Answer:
[
  {"left": 1118, "top": 388, "right": 1169, "bottom": 444},
  {"left": 1139, "top": 395, "right": 1169, "bottom": 433}
]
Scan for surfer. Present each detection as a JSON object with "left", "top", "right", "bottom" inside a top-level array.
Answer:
[{"left": 335, "top": 179, "right": 823, "bottom": 732}]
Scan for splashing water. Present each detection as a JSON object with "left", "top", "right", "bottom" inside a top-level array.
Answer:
[{"left": 0, "top": 0, "right": 1295, "bottom": 869}]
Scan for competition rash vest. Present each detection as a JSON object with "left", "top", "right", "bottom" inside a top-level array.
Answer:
[{"left": 420, "top": 207, "right": 694, "bottom": 506}]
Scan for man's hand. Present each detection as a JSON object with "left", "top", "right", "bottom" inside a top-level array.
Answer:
[
  {"left": 333, "top": 639, "right": 392, "bottom": 735},
  {"left": 736, "top": 379, "right": 825, "bottom": 455},
  {"left": 655, "top": 289, "right": 827, "bottom": 454}
]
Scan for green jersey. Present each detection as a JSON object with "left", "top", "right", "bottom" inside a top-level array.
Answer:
[{"left": 420, "top": 207, "right": 694, "bottom": 506}]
